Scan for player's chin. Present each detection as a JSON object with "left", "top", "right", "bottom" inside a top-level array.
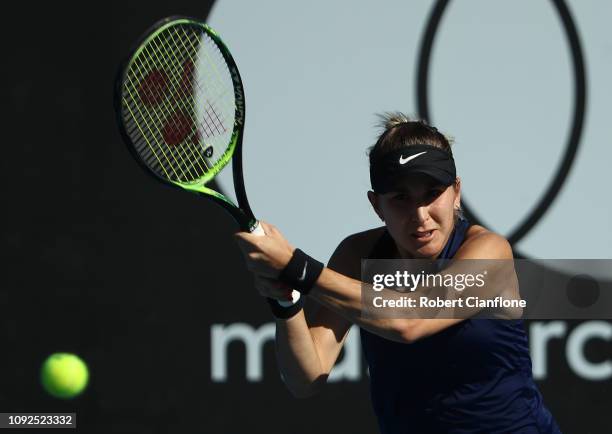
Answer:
[
  {"left": 409, "top": 233, "right": 442, "bottom": 257},
  {"left": 413, "top": 245, "right": 439, "bottom": 258}
]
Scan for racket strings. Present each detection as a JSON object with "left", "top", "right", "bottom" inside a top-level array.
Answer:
[
  {"left": 122, "top": 23, "right": 236, "bottom": 184},
  {"left": 135, "top": 29, "right": 210, "bottom": 180},
  {"left": 126, "top": 61, "right": 196, "bottom": 182},
  {"left": 145, "top": 32, "right": 210, "bottom": 177},
  {"left": 167, "top": 29, "right": 235, "bottom": 180},
  {"left": 123, "top": 98, "right": 177, "bottom": 180},
  {"left": 161, "top": 30, "right": 222, "bottom": 168},
  {"left": 176, "top": 26, "right": 232, "bottom": 138},
  {"left": 124, "top": 61, "right": 198, "bottom": 182},
  {"left": 176, "top": 27, "right": 237, "bottom": 160},
  {"left": 175, "top": 27, "right": 236, "bottom": 162},
  {"left": 159, "top": 26, "right": 234, "bottom": 164}
]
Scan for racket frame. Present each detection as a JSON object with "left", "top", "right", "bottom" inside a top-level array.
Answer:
[{"left": 114, "top": 16, "right": 258, "bottom": 232}]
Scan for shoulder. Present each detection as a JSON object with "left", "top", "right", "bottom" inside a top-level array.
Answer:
[
  {"left": 328, "top": 226, "right": 386, "bottom": 279},
  {"left": 457, "top": 224, "right": 513, "bottom": 259},
  {"left": 335, "top": 226, "right": 386, "bottom": 254}
]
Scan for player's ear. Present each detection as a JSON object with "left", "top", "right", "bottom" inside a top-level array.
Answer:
[{"left": 367, "top": 190, "right": 385, "bottom": 222}]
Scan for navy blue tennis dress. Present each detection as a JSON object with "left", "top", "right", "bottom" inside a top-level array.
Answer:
[{"left": 361, "top": 218, "right": 562, "bottom": 434}]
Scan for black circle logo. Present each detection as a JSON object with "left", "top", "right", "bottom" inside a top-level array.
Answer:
[{"left": 416, "top": 0, "right": 587, "bottom": 254}]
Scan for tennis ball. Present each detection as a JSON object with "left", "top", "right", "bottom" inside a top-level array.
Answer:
[{"left": 40, "top": 353, "right": 89, "bottom": 399}]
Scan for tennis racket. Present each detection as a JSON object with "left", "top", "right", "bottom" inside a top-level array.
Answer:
[{"left": 114, "top": 16, "right": 300, "bottom": 305}]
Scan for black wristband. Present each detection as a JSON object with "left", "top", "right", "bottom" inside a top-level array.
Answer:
[
  {"left": 279, "top": 249, "right": 324, "bottom": 295},
  {"left": 266, "top": 296, "right": 304, "bottom": 319}
]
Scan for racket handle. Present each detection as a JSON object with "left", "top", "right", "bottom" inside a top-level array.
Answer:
[
  {"left": 251, "top": 221, "right": 265, "bottom": 236},
  {"left": 250, "top": 220, "right": 301, "bottom": 307}
]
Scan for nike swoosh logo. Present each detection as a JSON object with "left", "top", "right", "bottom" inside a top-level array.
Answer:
[
  {"left": 399, "top": 151, "right": 427, "bottom": 165},
  {"left": 298, "top": 262, "right": 308, "bottom": 282}
]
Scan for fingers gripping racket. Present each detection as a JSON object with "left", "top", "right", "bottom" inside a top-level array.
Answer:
[{"left": 114, "top": 16, "right": 300, "bottom": 305}]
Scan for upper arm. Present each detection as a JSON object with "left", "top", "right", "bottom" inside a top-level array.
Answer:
[
  {"left": 307, "top": 235, "right": 359, "bottom": 374},
  {"left": 455, "top": 231, "right": 514, "bottom": 261},
  {"left": 403, "top": 231, "right": 515, "bottom": 343}
]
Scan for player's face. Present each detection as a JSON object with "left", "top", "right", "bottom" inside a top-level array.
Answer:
[{"left": 368, "top": 174, "right": 461, "bottom": 259}]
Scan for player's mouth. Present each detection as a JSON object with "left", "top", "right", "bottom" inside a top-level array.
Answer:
[{"left": 411, "top": 230, "right": 435, "bottom": 242}]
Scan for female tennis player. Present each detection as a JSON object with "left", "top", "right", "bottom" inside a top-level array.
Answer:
[{"left": 235, "top": 113, "right": 562, "bottom": 434}]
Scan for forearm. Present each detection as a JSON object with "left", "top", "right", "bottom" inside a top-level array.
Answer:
[
  {"left": 309, "top": 268, "right": 415, "bottom": 343},
  {"left": 274, "top": 310, "right": 326, "bottom": 397}
]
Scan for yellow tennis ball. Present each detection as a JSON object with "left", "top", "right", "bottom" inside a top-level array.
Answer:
[{"left": 40, "top": 353, "right": 89, "bottom": 399}]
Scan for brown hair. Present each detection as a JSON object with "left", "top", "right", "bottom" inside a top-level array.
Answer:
[{"left": 368, "top": 112, "right": 454, "bottom": 167}]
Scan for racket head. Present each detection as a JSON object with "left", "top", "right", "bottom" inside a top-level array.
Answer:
[{"left": 114, "top": 16, "right": 255, "bottom": 230}]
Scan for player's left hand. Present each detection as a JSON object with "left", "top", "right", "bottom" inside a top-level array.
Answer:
[{"left": 234, "top": 221, "right": 295, "bottom": 279}]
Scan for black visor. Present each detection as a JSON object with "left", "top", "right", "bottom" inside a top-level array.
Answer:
[{"left": 370, "top": 144, "right": 456, "bottom": 193}]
